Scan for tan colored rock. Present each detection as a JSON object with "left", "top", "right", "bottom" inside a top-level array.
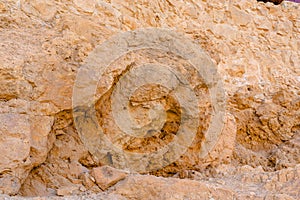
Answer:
[
  {"left": 0, "top": 114, "right": 31, "bottom": 194},
  {"left": 254, "top": 16, "right": 272, "bottom": 30},
  {"left": 56, "top": 185, "right": 78, "bottom": 196},
  {"left": 30, "top": 0, "right": 57, "bottom": 21},
  {"left": 211, "top": 24, "right": 239, "bottom": 41},
  {"left": 0, "top": 0, "right": 299, "bottom": 198},
  {"left": 29, "top": 116, "right": 54, "bottom": 165},
  {"left": 0, "top": 114, "right": 30, "bottom": 170},
  {"left": 91, "top": 166, "right": 128, "bottom": 190},
  {"left": 0, "top": 2, "right": 6, "bottom": 12},
  {"left": 73, "top": 0, "right": 96, "bottom": 13},
  {"left": 19, "top": 114, "right": 94, "bottom": 196},
  {"left": 200, "top": 113, "right": 237, "bottom": 166},
  {"left": 79, "top": 172, "right": 96, "bottom": 189},
  {"left": 20, "top": 0, "right": 57, "bottom": 21},
  {"left": 230, "top": 6, "right": 252, "bottom": 26},
  {"left": 113, "top": 175, "right": 236, "bottom": 200}
]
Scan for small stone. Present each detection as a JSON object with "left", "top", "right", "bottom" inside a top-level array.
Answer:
[
  {"left": 91, "top": 166, "right": 128, "bottom": 190},
  {"left": 79, "top": 172, "right": 95, "bottom": 189}
]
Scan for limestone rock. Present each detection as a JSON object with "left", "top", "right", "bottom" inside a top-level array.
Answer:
[
  {"left": 73, "top": 0, "right": 96, "bottom": 13},
  {"left": 78, "top": 173, "right": 93, "bottom": 188},
  {"left": 57, "top": 186, "right": 79, "bottom": 196},
  {"left": 200, "top": 113, "right": 237, "bottom": 166},
  {"left": 91, "top": 166, "right": 128, "bottom": 190},
  {"left": 0, "top": 0, "right": 299, "bottom": 198},
  {"left": 230, "top": 6, "right": 252, "bottom": 26},
  {"left": 0, "top": 114, "right": 30, "bottom": 195},
  {"left": 113, "top": 175, "right": 236, "bottom": 200}
]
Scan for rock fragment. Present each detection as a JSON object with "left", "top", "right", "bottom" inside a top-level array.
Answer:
[{"left": 91, "top": 166, "right": 128, "bottom": 190}]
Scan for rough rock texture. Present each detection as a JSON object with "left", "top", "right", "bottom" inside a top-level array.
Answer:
[
  {"left": 91, "top": 166, "right": 128, "bottom": 190},
  {"left": 0, "top": 0, "right": 299, "bottom": 199}
]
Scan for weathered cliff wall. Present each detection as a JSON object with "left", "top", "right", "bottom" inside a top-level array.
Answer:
[{"left": 0, "top": 0, "right": 299, "bottom": 199}]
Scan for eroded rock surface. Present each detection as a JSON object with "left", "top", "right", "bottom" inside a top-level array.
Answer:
[{"left": 0, "top": 0, "right": 299, "bottom": 199}]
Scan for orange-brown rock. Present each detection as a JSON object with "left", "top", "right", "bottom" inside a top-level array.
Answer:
[
  {"left": 0, "top": 0, "right": 299, "bottom": 199},
  {"left": 91, "top": 166, "right": 128, "bottom": 191}
]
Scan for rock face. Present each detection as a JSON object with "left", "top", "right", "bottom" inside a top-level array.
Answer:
[{"left": 0, "top": 0, "right": 299, "bottom": 199}]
